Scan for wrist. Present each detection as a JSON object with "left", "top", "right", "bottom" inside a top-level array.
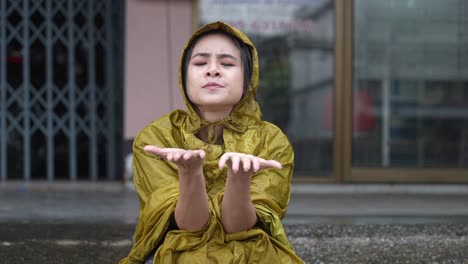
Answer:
[
  {"left": 225, "top": 173, "right": 251, "bottom": 195},
  {"left": 226, "top": 170, "right": 252, "bottom": 183},
  {"left": 178, "top": 166, "right": 203, "bottom": 178}
]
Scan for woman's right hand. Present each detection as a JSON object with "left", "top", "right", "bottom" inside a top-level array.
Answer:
[
  {"left": 143, "top": 145, "right": 209, "bottom": 230},
  {"left": 143, "top": 145, "right": 205, "bottom": 175}
]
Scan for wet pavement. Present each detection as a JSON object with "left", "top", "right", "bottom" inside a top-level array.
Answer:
[{"left": 1, "top": 182, "right": 468, "bottom": 263}]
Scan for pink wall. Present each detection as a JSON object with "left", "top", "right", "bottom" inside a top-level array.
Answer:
[{"left": 124, "top": 0, "right": 193, "bottom": 139}]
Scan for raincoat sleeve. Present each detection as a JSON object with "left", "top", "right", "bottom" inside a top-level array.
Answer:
[
  {"left": 250, "top": 124, "right": 294, "bottom": 248},
  {"left": 120, "top": 120, "right": 181, "bottom": 264}
]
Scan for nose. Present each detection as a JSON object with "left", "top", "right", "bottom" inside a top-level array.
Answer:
[{"left": 206, "top": 64, "right": 220, "bottom": 77}]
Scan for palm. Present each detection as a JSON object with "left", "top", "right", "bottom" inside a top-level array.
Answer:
[
  {"left": 219, "top": 152, "right": 282, "bottom": 175},
  {"left": 143, "top": 145, "right": 205, "bottom": 171}
]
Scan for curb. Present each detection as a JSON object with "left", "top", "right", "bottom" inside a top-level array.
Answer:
[{"left": 291, "top": 184, "right": 468, "bottom": 195}]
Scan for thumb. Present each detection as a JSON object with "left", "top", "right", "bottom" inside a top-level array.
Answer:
[
  {"left": 143, "top": 145, "right": 163, "bottom": 156},
  {"left": 262, "top": 160, "right": 283, "bottom": 170}
]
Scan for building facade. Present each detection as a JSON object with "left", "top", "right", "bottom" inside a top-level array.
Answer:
[
  {"left": 126, "top": 0, "right": 468, "bottom": 183},
  {"left": 1, "top": 0, "right": 467, "bottom": 183}
]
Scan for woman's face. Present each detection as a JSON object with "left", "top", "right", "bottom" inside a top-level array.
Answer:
[{"left": 186, "top": 33, "right": 244, "bottom": 114}]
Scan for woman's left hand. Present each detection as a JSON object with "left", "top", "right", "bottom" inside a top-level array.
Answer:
[
  {"left": 218, "top": 152, "right": 282, "bottom": 176},
  {"left": 219, "top": 152, "right": 282, "bottom": 232}
]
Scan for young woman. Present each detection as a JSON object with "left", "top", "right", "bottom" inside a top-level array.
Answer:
[{"left": 120, "top": 21, "right": 303, "bottom": 264}]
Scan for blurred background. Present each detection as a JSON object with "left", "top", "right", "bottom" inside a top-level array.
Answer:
[
  {"left": 1, "top": 0, "right": 468, "bottom": 183},
  {"left": 1, "top": 1, "right": 468, "bottom": 263}
]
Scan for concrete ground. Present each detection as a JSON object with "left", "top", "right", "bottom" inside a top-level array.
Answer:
[{"left": 1, "top": 182, "right": 468, "bottom": 263}]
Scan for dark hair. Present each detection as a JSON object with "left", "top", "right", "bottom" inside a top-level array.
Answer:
[{"left": 181, "top": 30, "right": 253, "bottom": 98}]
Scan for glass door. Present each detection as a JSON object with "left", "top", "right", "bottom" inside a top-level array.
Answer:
[
  {"left": 197, "top": 0, "right": 336, "bottom": 179},
  {"left": 350, "top": 0, "right": 468, "bottom": 181}
]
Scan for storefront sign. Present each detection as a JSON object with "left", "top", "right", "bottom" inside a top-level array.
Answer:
[{"left": 198, "top": 0, "right": 325, "bottom": 35}]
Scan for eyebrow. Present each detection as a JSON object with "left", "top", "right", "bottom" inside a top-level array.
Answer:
[{"left": 191, "top": 52, "right": 238, "bottom": 60}]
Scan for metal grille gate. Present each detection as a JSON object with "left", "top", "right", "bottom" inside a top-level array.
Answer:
[{"left": 0, "top": 0, "right": 123, "bottom": 181}]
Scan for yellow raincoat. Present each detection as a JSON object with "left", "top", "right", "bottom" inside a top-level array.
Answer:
[{"left": 120, "top": 21, "right": 304, "bottom": 264}]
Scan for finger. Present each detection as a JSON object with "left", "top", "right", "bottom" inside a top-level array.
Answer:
[
  {"left": 241, "top": 156, "right": 251, "bottom": 172},
  {"left": 219, "top": 153, "right": 231, "bottom": 169},
  {"left": 182, "top": 150, "right": 194, "bottom": 160},
  {"left": 172, "top": 150, "right": 184, "bottom": 161},
  {"left": 231, "top": 155, "right": 240, "bottom": 173},
  {"left": 261, "top": 159, "right": 283, "bottom": 170},
  {"left": 197, "top": 150, "right": 206, "bottom": 159},
  {"left": 143, "top": 145, "right": 166, "bottom": 158},
  {"left": 166, "top": 152, "right": 174, "bottom": 161},
  {"left": 252, "top": 158, "right": 261, "bottom": 172}
]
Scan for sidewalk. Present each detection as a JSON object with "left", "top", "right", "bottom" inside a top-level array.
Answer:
[
  {"left": 2, "top": 182, "right": 468, "bottom": 224},
  {"left": 1, "top": 182, "right": 468, "bottom": 263},
  {"left": 287, "top": 183, "right": 468, "bottom": 225}
]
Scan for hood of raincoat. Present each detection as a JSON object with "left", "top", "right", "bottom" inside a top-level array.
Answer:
[{"left": 178, "top": 21, "right": 262, "bottom": 137}]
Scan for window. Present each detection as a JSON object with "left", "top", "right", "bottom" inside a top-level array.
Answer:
[
  {"left": 353, "top": 0, "right": 468, "bottom": 169},
  {"left": 198, "top": 0, "right": 335, "bottom": 177}
]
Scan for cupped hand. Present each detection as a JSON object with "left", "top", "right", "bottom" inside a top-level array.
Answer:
[
  {"left": 143, "top": 145, "right": 205, "bottom": 173},
  {"left": 218, "top": 152, "right": 282, "bottom": 175}
]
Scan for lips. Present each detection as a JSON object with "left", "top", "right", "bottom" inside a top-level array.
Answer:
[{"left": 202, "top": 82, "right": 224, "bottom": 89}]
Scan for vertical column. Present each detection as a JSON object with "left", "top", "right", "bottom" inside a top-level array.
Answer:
[
  {"left": 105, "top": 0, "right": 115, "bottom": 180},
  {"left": 166, "top": 0, "right": 174, "bottom": 110},
  {"left": 46, "top": 0, "right": 54, "bottom": 181},
  {"left": 114, "top": 0, "right": 125, "bottom": 180},
  {"left": 334, "top": 0, "right": 346, "bottom": 181},
  {"left": 382, "top": 79, "right": 390, "bottom": 167},
  {"left": 88, "top": 0, "right": 97, "bottom": 180},
  {"left": 67, "top": 0, "right": 77, "bottom": 180},
  {"left": 22, "top": 0, "right": 31, "bottom": 181},
  {"left": 0, "top": 0, "right": 6, "bottom": 181}
]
